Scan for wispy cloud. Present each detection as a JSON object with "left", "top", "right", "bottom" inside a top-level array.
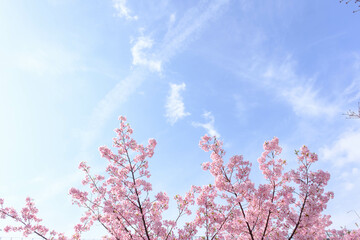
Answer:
[
  {"left": 320, "top": 128, "right": 360, "bottom": 166},
  {"left": 158, "top": 0, "right": 229, "bottom": 63},
  {"left": 165, "top": 83, "right": 190, "bottom": 125},
  {"left": 80, "top": 71, "right": 145, "bottom": 150},
  {"left": 192, "top": 111, "right": 220, "bottom": 137},
  {"left": 129, "top": 0, "right": 229, "bottom": 71},
  {"left": 342, "top": 53, "right": 360, "bottom": 104},
  {"left": 90, "top": 0, "right": 228, "bottom": 123},
  {"left": 343, "top": 79, "right": 360, "bottom": 104},
  {"left": 80, "top": 0, "right": 229, "bottom": 150},
  {"left": 262, "top": 58, "right": 339, "bottom": 118},
  {"left": 216, "top": 54, "right": 341, "bottom": 119},
  {"left": 131, "top": 36, "right": 162, "bottom": 72},
  {"left": 113, "top": 0, "right": 138, "bottom": 21}
]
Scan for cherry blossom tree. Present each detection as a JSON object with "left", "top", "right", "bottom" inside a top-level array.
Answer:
[
  {"left": 340, "top": 0, "right": 360, "bottom": 13},
  {"left": 1, "top": 116, "right": 360, "bottom": 239},
  {"left": 344, "top": 102, "right": 360, "bottom": 119}
]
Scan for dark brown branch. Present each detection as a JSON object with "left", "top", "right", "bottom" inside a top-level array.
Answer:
[
  {"left": 0, "top": 210, "right": 48, "bottom": 240},
  {"left": 125, "top": 144, "right": 151, "bottom": 240}
]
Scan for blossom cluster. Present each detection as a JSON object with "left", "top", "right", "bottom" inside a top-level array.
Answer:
[{"left": 1, "top": 116, "right": 359, "bottom": 239}]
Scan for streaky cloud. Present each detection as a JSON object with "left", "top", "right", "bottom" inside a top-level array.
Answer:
[
  {"left": 80, "top": 0, "right": 230, "bottom": 151},
  {"left": 158, "top": 0, "right": 230, "bottom": 64},
  {"left": 261, "top": 58, "right": 339, "bottom": 118},
  {"left": 81, "top": 70, "right": 145, "bottom": 151},
  {"left": 129, "top": 0, "right": 229, "bottom": 72}
]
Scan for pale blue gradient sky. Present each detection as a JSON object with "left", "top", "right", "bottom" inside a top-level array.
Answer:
[{"left": 1, "top": 0, "right": 360, "bottom": 237}]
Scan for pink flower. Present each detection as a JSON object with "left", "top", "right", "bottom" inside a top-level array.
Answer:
[{"left": 1, "top": 117, "right": 355, "bottom": 240}]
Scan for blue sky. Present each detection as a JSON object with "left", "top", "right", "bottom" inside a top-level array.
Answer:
[{"left": 1, "top": 0, "right": 360, "bottom": 238}]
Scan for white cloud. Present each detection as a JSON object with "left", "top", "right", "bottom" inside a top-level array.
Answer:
[
  {"left": 320, "top": 128, "right": 360, "bottom": 166},
  {"left": 219, "top": 55, "right": 341, "bottom": 119},
  {"left": 192, "top": 111, "right": 220, "bottom": 137},
  {"left": 113, "top": 0, "right": 138, "bottom": 21},
  {"left": 165, "top": 83, "right": 190, "bottom": 125},
  {"left": 342, "top": 54, "right": 360, "bottom": 104},
  {"left": 343, "top": 80, "right": 360, "bottom": 105},
  {"left": 159, "top": 0, "right": 229, "bottom": 62},
  {"left": 82, "top": 0, "right": 229, "bottom": 149},
  {"left": 131, "top": 36, "right": 162, "bottom": 72},
  {"left": 262, "top": 59, "right": 339, "bottom": 118},
  {"left": 262, "top": 52, "right": 360, "bottom": 119},
  {"left": 129, "top": 0, "right": 229, "bottom": 72},
  {"left": 280, "top": 84, "right": 335, "bottom": 117},
  {"left": 80, "top": 71, "right": 145, "bottom": 150},
  {"left": 214, "top": 37, "right": 360, "bottom": 121}
]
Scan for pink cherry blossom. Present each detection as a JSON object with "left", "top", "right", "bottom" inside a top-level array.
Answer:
[{"left": 1, "top": 116, "right": 358, "bottom": 239}]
